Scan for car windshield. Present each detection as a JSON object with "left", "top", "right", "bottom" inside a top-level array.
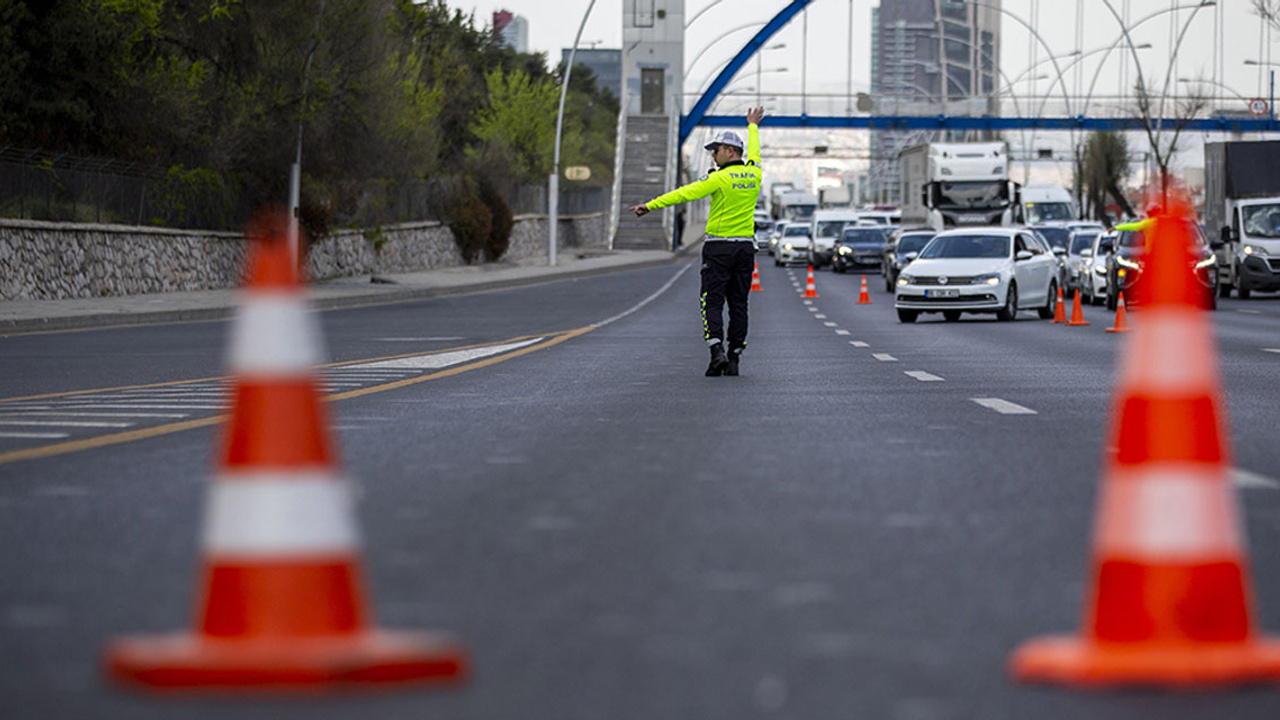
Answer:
[
  {"left": 1242, "top": 203, "right": 1280, "bottom": 239},
  {"left": 841, "top": 228, "right": 886, "bottom": 244},
  {"left": 816, "top": 221, "right": 847, "bottom": 238},
  {"left": 920, "top": 234, "right": 1010, "bottom": 259},
  {"left": 936, "top": 181, "right": 1008, "bottom": 211},
  {"left": 1070, "top": 232, "right": 1098, "bottom": 254},
  {"left": 1117, "top": 223, "right": 1208, "bottom": 251},
  {"left": 897, "top": 233, "right": 936, "bottom": 254},
  {"left": 785, "top": 226, "right": 810, "bottom": 237},
  {"left": 1025, "top": 202, "right": 1074, "bottom": 223},
  {"left": 1034, "top": 226, "right": 1071, "bottom": 250},
  {"left": 788, "top": 205, "right": 816, "bottom": 221}
]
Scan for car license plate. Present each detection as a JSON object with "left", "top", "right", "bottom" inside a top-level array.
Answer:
[{"left": 926, "top": 288, "right": 960, "bottom": 298}]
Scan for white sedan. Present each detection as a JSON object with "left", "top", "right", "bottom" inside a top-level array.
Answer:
[
  {"left": 774, "top": 225, "right": 813, "bottom": 267},
  {"left": 894, "top": 228, "right": 1060, "bottom": 323}
]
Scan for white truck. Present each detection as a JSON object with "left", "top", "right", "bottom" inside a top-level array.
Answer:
[
  {"left": 898, "top": 141, "right": 1020, "bottom": 231},
  {"left": 1204, "top": 141, "right": 1280, "bottom": 298},
  {"left": 1020, "top": 184, "right": 1077, "bottom": 224},
  {"left": 819, "top": 185, "right": 852, "bottom": 208},
  {"left": 775, "top": 190, "right": 819, "bottom": 224}
]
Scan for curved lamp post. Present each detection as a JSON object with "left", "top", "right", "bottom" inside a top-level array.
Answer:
[{"left": 549, "top": 0, "right": 597, "bottom": 267}]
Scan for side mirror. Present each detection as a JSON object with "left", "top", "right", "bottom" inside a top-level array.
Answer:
[
  {"left": 1016, "top": 250, "right": 1033, "bottom": 261},
  {"left": 1052, "top": 246, "right": 1068, "bottom": 256},
  {"left": 1220, "top": 226, "right": 1235, "bottom": 244},
  {"left": 1098, "top": 239, "right": 1113, "bottom": 253},
  {"left": 904, "top": 251, "right": 919, "bottom": 261},
  {"left": 1210, "top": 238, "right": 1225, "bottom": 250},
  {"left": 1080, "top": 248, "right": 1093, "bottom": 258}
]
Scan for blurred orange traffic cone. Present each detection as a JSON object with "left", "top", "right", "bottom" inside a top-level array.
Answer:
[
  {"left": 803, "top": 265, "right": 819, "bottom": 298},
  {"left": 1106, "top": 292, "right": 1131, "bottom": 333},
  {"left": 1010, "top": 201, "right": 1280, "bottom": 688},
  {"left": 1051, "top": 286, "right": 1066, "bottom": 323},
  {"left": 106, "top": 210, "right": 467, "bottom": 691},
  {"left": 751, "top": 262, "right": 763, "bottom": 292},
  {"left": 857, "top": 275, "right": 872, "bottom": 304},
  {"left": 1064, "top": 288, "right": 1090, "bottom": 326}
]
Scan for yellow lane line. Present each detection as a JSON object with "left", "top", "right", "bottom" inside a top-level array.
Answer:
[
  {"left": 0, "top": 331, "right": 567, "bottom": 405},
  {"left": 0, "top": 327, "right": 594, "bottom": 465}
]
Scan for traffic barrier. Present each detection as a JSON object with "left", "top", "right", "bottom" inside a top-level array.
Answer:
[
  {"left": 857, "top": 275, "right": 872, "bottom": 304},
  {"left": 1106, "top": 292, "right": 1131, "bottom": 333},
  {"left": 803, "top": 265, "right": 819, "bottom": 298},
  {"left": 1051, "top": 286, "right": 1066, "bottom": 324},
  {"left": 105, "top": 210, "right": 467, "bottom": 692},
  {"left": 751, "top": 262, "right": 763, "bottom": 292},
  {"left": 1009, "top": 199, "right": 1280, "bottom": 688},
  {"left": 1064, "top": 288, "right": 1090, "bottom": 327}
]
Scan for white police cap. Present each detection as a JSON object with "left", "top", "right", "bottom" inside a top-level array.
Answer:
[{"left": 704, "top": 130, "right": 745, "bottom": 151}]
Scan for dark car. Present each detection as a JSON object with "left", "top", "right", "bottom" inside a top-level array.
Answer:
[
  {"left": 1103, "top": 219, "right": 1221, "bottom": 311},
  {"left": 881, "top": 228, "right": 937, "bottom": 291},
  {"left": 1029, "top": 225, "right": 1072, "bottom": 290},
  {"left": 832, "top": 226, "right": 888, "bottom": 274}
]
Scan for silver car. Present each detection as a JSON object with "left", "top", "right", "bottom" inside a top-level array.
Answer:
[{"left": 774, "top": 224, "right": 813, "bottom": 267}]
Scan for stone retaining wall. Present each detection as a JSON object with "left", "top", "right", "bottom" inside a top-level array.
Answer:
[{"left": 0, "top": 213, "right": 609, "bottom": 301}]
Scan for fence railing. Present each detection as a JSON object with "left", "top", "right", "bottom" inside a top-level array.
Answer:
[{"left": 0, "top": 147, "right": 609, "bottom": 232}]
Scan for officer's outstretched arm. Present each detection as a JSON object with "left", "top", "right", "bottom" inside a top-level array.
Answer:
[{"left": 745, "top": 107, "right": 764, "bottom": 165}]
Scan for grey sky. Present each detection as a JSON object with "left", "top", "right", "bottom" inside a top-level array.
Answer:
[{"left": 457, "top": 1, "right": 1274, "bottom": 113}]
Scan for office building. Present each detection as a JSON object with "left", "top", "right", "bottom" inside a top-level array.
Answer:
[{"left": 493, "top": 10, "right": 529, "bottom": 53}]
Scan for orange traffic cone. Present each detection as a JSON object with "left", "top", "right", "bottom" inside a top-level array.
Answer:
[
  {"left": 1009, "top": 200, "right": 1280, "bottom": 687},
  {"left": 857, "top": 275, "right": 872, "bottom": 304},
  {"left": 1051, "top": 286, "right": 1066, "bottom": 323},
  {"left": 106, "top": 210, "right": 467, "bottom": 691},
  {"left": 1106, "top": 292, "right": 1131, "bottom": 333},
  {"left": 803, "top": 265, "right": 819, "bottom": 298},
  {"left": 1064, "top": 288, "right": 1090, "bottom": 326},
  {"left": 751, "top": 262, "right": 764, "bottom": 292}
]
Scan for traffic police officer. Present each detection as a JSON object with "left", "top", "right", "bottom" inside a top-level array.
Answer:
[{"left": 630, "top": 107, "right": 765, "bottom": 376}]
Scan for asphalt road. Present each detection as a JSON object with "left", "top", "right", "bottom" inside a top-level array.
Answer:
[{"left": 4, "top": 259, "right": 1280, "bottom": 719}]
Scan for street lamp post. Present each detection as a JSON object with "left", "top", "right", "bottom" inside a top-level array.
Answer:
[
  {"left": 549, "top": 0, "right": 597, "bottom": 267},
  {"left": 288, "top": 0, "right": 327, "bottom": 268}
]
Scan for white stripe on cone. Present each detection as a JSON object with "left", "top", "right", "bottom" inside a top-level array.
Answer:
[
  {"left": 203, "top": 473, "right": 360, "bottom": 555},
  {"left": 1118, "top": 307, "right": 1217, "bottom": 394},
  {"left": 1095, "top": 464, "right": 1244, "bottom": 562},
  {"left": 229, "top": 294, "right": 326, "bottom": 375}
]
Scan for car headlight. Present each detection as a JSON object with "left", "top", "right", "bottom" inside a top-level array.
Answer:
[
  {"left": 971, "top": 273, "right": 1001, "bottom": 286},
  {"left": 1244, "top": 244, "right": 1268, "bottom": 257},
  {"left": 784, "top": 243, "right": 793, "bottom": 251},
  {"left": 1195, "top": 256, "right": 1217, "bottom": 269},
  {"left": 897, "top": 273, "right": 915, "bottom": 286},
  {"left": 1115, "top": 256, "right": 1140, "bottom": 270},
  {"left": 1094, "top": 265, "right": 1107, "bottom": 275},
  {"left": 838, "top": 246, "right": 852, "bottom": 255}
]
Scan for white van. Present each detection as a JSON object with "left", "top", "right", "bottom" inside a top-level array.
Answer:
[
  {"left": 1020, "top": 185, "right": 1077, "bottom": 224},
  {"left": 808, "top": 209, "right": 863, "bottom": 268}
]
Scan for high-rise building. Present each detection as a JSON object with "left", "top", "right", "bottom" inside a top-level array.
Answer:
[
  {"left": 869, "top": 0, "right": 1000, "bottom": 204},
  {"left": 493, "top": 10, "right": 529, "bottom": 53},
  {"left": 560, "top": 48, "right": 623, "bottom": 100}
]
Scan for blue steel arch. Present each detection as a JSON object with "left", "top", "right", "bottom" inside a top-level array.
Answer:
[{"left": 680, "top": 0, "right": 815, "bottom": 146}]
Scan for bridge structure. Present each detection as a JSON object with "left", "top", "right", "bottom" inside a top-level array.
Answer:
[{"left": 680, "top": 0, "right": 1279, "bottom": 145}]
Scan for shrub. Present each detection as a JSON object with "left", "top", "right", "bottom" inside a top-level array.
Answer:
[
  {"left": 477, "top": 177, "right": 512, "bottom": 262},
  {"left": 446, "top": 180, "right": 492, "bottom": 264}
]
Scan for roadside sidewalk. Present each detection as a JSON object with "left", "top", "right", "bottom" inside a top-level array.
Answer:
[{"left": 0, "top": 242, "right": 701, "bottom": 335}]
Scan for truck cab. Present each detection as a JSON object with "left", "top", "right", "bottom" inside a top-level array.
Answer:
[
  {"left": 1205, "top": 141, "right": 1280, "bottom": 298},
  {"left": 898, "top": 142, "right": 1020, "bottom": 231},
  {"left": 1223, "top": 199, "right": 1280, "bottom": 297}
]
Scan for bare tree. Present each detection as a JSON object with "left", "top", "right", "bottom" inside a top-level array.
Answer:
[
  {"left": 1254, "top": 0, "right": 1280, "bottom": 28},
  {"left": 1079, "top": 130, "right": 1135, "bottom": 223},
  {"left": 1132, "top": 76, "right": 1209, "bottom": 199}
]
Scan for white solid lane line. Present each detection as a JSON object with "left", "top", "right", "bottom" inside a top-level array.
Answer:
[
  {"left": 1232, "top": 468, "right": 1280, "bottom": 490},
  {"left": 0, "top": 432, "right": 70, "bottom": 439},
  {"left": 971, "top": 398, "right": 1037, "bottom": 415},
  {"left": 351, "top": 338, "right": 545, "bottom": 370},
  {"left": 872, "top": 354, "right": 897, "bottom": 362},
  {"left": 904, "top": 371, "right": 944, "bottom": 382},
  {"left": 849, "top": 341, "right": 869, "bottom": 347},
  {"left": 1237, "top": 309, "right": 1263, "bottom": 315},
  {"left": 0, "top": 411, "right": 188, "bottom": 419},
  {"left": 1263, "top": 348, "right": 1280, "bottom": 354},
  {"left": 0, "top": 419, "right": 134, "bottom": 428},
  {"left": 51, "top": 404, "right": 227, "bottom": 410}
]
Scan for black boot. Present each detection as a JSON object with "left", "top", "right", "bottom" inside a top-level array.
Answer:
[
  {"left": 706, "top": 343, "right": 728, "bottom": 377},
  {"left": 725, "top": 347, "right": 742, "bottom": 376}
]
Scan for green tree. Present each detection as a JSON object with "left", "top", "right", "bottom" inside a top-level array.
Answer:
[
  {"left": 470, "top": 67, "right": 559, "bottom": 181},
  {"left": 1078, "top": 130, "right": 1135, "bottom": 222}
]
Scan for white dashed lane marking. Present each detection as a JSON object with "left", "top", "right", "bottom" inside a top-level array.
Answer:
[
  {"left": 872, "top": 354, "right": 898, "bottom": 362},
  {"left": 814, "top": 314, "right": 827, "bottom": 319},
  {"left": 1264, "top": 348, "right": 1280, "bottom": 354},
  {"left": 0, "top": 419, "right": 134, "bottom": 428},
  {"left": 1237, "top": 309, "right": 1263, "bottom": 315},
  {"left": 0, "top": 432, "right": 69, "bottom": 439},
  {"left": 823, "top": 322, "right": 838, "bottom": 327},
  {"left": 904, "top": 371, "right": 944, "bottom": 382},
  {"left": 971, "top": 398, "right": 1037, "bottom": 415},
  {"left": 835, "top": 330, "right": 850, "bottom": 336},
  {"left": 849, "top": 341, "right": 869, "bottom": 347},
  {"left": 1233, "top": 468, "right": 1280, "bottom": 490},
  {"left": 808, "top": 307, "right": 819, "bottom": 312}
]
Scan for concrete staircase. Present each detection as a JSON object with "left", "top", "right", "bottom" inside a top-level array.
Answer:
[{"left": 614, "top": 115, "right": 673, "bottom": 251}]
